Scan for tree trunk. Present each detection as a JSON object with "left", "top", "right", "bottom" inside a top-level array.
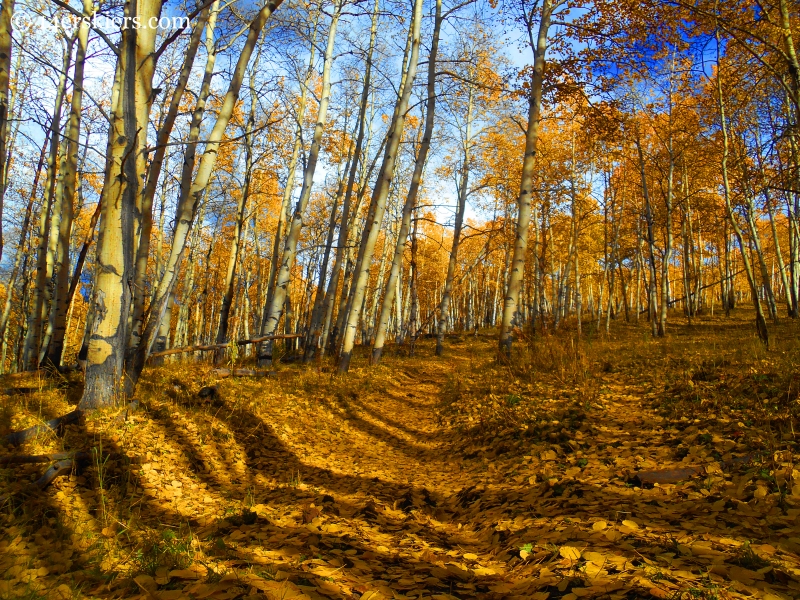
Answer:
[
  {"left": 371, "top": 0, "right": 441, "bottom": 364},
  {"left": 634, "top": 133, "right": 659, "bottom": 337},
  {"left": 22, "top": 36, "right": 73, "bottom": 370},
  {"left": 257, "top": 0, "right": 341, "bottom": 366},
  {"left": 0, "top": 134, "right": 47, "bottom": 348},
  {"left": 305, "top": 134, "right": 354, "bottom": 361},
  {"left": 319, "top": 0, "right": 379, "bottom": 357},
  {"left": 437, "top": 87, "right": 473, "bottom": 355},
  {"left": 129, "top": 6, "right": 211, "bottom": 350},
  {"left": 714, "top": 25, "right": 769, "bottom": 345},
  {"left": 124, "top": 0, "right": 283, "bottom": 392},
  {"left": 214, "top": 62, "right": 258, "bottom": 364},
  {"left": 46, "top": 0, "right": 92, "bottom": 366},
  {"left": 0, "top": 0, "right": 15, "bottom": 265},
  {"left": 499, "top": 0, "right": 554, "bottom": 356},
  {"left": 338, "top": 0, "right": 423, "bottom": 373},
  {"left": 81, "top": 0, "right": 163, "bottom": 408}
]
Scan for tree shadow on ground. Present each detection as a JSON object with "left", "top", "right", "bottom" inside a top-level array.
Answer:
[{"left": 2, "top": 332, "right": 800, "bottom": 600}]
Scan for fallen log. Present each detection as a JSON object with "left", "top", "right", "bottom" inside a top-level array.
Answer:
[
  {"left": 1, "top": 387, "right": 37, "bottom": 396},
  {"left": 634, "top": 453, "right": 767, "bottom": 486},
  {"left": 211, "top": 368, "right": 276, "bottom": 378},
  {"left": 635, "top": 466, "right": 704, "bottom": 485},
  {"left": 3, "top": 399, "right": 138, "bottom": 447},
  {"left": 0, "top": 451, "right": 90, "bottom": 465},
  {"left": 3, "top": 409, "right": 83, "bottom": 447},
  {"left": 0, "top": 452, "right": 90, "bottom": 504},
  {"left": 149, "top": 334, "right": 303, "bottom": 359},
  {"left": 34, "top": 459, "right": 77, "bottom": 490}
]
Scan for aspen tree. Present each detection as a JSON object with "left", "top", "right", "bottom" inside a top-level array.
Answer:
[
  {"left": 714, "top": 20, "right": 769, "bottom": 345},
  {"left": 129, "top": 6, "right": 212, "bottom": 350},
  {"left": 264, "top": 5, "right": 322, "bottom": 322},
  {"left": 80, "top": 0, "right": 163, "bottom": 408},
  {"left": 23, "top": 35, "right": 74, "bottom": 370},
  {"left": 125, "top": 0, "right": 285, "bottom": 392},
  {"left": 499, "top": 0, "right": 559, "bottom": 356},
  {"left": 338, "top": 0, "right": 423, "bottom": 373},
  {"left": 0, "top": 137, "right": 48, "bottom": 349},
  {"left": 321, "top": 10, "right": 380, "bottom": 354},
  {"left": 257, "top": 0, "right": 342, "bottom": 366},
  {"left": 46, "top": 0, "right": 93, "bottom": 366},
  {"left": 0, "top": 0, "right": 13, "bottom": 264},
  {"left": 215, "top": 60, "right": 259, "bottom": 364},
  {"left": 370, "top": 0, "right": 444, "bottom": 365},
  {"left": 436, "top": 86, "right": 473, "bottom": 355},
  {"left": 305, "top": 133, "right": 354, "bottom": 361}
]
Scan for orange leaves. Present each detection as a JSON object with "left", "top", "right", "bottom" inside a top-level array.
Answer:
[
  {"left": 320, "top": 126, "right": 352, "bottom": 164},
  {"left": 4, "top": 327, "right": 800, "bottom": 599}
]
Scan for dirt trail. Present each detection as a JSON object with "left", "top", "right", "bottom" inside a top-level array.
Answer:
[
  {"left": 2, "top": 343, "right": 800, "bottom": 600},
  {"left": 196, "top": 353, "right": 800, "bottom": 600}
]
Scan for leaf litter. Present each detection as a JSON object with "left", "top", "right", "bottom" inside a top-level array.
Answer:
[{"left": 0, "top": 319, "right": 799, "bottom": 600}]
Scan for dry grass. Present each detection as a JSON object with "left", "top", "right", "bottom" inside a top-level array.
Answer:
[
  {"left": 0, "top": 308, "right": 798, "bottom": 599},
  {"left": 439, "top": 308, "right": 800, "bottom": 437}
]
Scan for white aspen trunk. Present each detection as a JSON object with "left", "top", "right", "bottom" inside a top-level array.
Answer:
[
  {"left": 765, "top": 192, "right": 792, "bottom": 316},
  {"left": 635, "top": 133, "right": 660, "bottom": 337},
  {"left": 0, "top": 137, "right": 46, "bottom": 345},
  {"left": 305, "top": 133, "right": 354, "bottom": 361},
  {"left": 0, "top": 0, "right": 14, "bottom": 264},
  {"left": 129, "top": 6, "right": 211, "bottom": 349},
  {"left": 22, "top": 37, "right": 73, "bottom": 370},
  {"left": 80, "top": 0, "right": 163, "bottom": 408},
  {"left": 175, "top": 207, "right": 206, "bottom": 350},
  {"left": 395, "top": 259, "right": 404, "bottom": 341},
  {"left": 46, "top": 0, "right": 92, "bottom": 366},
  {"left": 338, "top": 0, "right": 423, "bottom": 373},
  {"left": 152, "top": 292, "right": 175, "bottom": 365},
  {"left": 322, "top": 0, "right": 380, "bottom": 355},
  {"left": 371, "top": 0, "right": 441, "bottom": 364},
  {"left": 256, "top": 0, "right": 341, "bottom": 366},
  {"left": 408, "top": 215, "right": 419, "bottom": 351},
  {"left": 264, "top": 9, "right": 322, "bottom": 321},
  {"left": 436, "top": 86, "right": 473, "bottom": 356},
  {"left": 123, "top": 0, "right": 283, "bottom": 395},
  {"left": 714, "top": 25, "right": 769, "bottom": 345},
  {"left": 658, "top": 101, "right": 675, "bottom": 337},
  {"left": 364, "top": 229, "right": 392, "bottom": 344},
  {"left": 499, "top": 0, "right": 555, "bottom": 355},
  {"left": 214, "top": 62, "right": 258, "bottom": 364}
]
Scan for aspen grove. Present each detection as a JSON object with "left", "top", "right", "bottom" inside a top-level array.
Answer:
[
  {"left": 0, "top": 0, "right": 796, "bottom": 389},
  {"left": 1, "top": 0, "right": 800, "bottom": 598}
]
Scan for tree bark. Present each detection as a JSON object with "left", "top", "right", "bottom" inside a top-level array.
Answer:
[
  {"left": 0, "top": 0, "right": 15, "bottom": 265},
  {"left": 80, "top": 0, "right": 164, "bottom": 408},
  {"left": 122, "top": 0, "right": 284, "bottom": 396},
  {"left": 337, "top": 0, "right": 423, "bottom": 373},
  {"left": 714, "top": 24, "right": 769, "bottom": 345},
  {"left": 256, "top": 0, "right": 342, "bottom": 366},
  {"left": 0, "top": 134, "right": 47, "bottom": 347},
  {"left": 263, "top": 8, "right": 322, "bottom": 327},
  {"left": 214, "top": 62, "right": 258, "bottom": 364},
  {"left": 304, "top": 134, "right": 354, "bottom": 361},
  {"left": 436, "top": 86, "right": 473, "bottom": 356},
  {"left": 46, "top": 0, "right": 93, "bottom": 366},
  {"left": 128, "top": 6, "right": 211, "bottom": 350},
  {"left": 371, "top": 0, "right": 441, "bottom": 364},
  {"left": 499, "top": 0, "right": 555, "bottom": 356},
  {"left": 22, "top": 36, "right": 73, "bottom": 370}
]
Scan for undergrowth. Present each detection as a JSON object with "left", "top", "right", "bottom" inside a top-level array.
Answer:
[
  {"left": 1, "top": 308, "right": 799, "bottom": 599},
  {"left": 438, "top": 310, "right": 800, "bottom": 453}
]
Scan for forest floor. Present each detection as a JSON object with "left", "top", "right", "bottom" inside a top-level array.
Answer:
[{"left": 2, "top": 309, "right": 800, "bottom": 600}]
